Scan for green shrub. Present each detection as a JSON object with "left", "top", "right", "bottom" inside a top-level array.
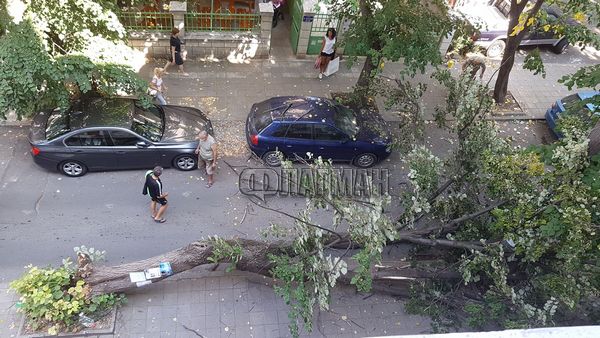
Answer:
[{"left": 10, "top": 265, "right": 124, "bottom": 335}]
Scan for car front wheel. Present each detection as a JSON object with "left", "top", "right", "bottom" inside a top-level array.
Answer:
[
  {"left": 262, "top": 151, "right": 282, "bottom": 167},
  {"left": 353, "top": 153, "right": 377, "bottom": 168},
  {"left": 486, "top": 40, "right": 506, "bottom": 58},
  {"left": 59, "top": 160, "right": 88, "bottom": 177},
  {"left": 174, "top": 154, "right": 197, "bottom": 171}
]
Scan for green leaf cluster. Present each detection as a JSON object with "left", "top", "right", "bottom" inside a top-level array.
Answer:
[
  {"left": 269, "top": 254, "right": 315, "bottom": 338},
  {"left": 24, "top": 0, "right": 125, "bottom": 54},
  {"left": 9, "top": 265, "right": 125, "bottom": 334},
  {"left": 207, "top": 236, "right": 243, "bottom": 272},
  {"left": 0, "top": 1, "right": 150, "bottom": 119}
]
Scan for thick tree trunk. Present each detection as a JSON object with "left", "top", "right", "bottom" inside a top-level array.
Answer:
[
  {"left": 493, "top": 38, "right": 518, "bottom": 104},
  {"left": 353, "top": 0, "right": 380, "bottom": 97},
  {"left": 86, "top": 239, "right": 289, "bottom": 295},
  {"left": 356, "top": 54, "right": 377, "bottom": 93},
  {"left": 83, "top": 238, "right": 466, "bottom": 296},
  {"left": 493, "top": 0, "right": 545, "bottom": 103}
]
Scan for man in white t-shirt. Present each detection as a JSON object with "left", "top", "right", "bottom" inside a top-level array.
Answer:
[{"left": 195, "top": 130, "right": 218, "bottom": 188}]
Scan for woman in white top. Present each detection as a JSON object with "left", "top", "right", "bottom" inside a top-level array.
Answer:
[
  {"left": 318, "top": 28, "right": 337, "bottom": 79},
  {"left": 149, "top": 67, "right": 167, "bottom": 105}
]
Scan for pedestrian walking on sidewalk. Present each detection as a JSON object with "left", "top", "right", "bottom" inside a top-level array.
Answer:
[
  {"left": 142, "top": 166, "right": 169, "bottom": 223},
  {"left": 164, "top": 28, "right": 188, "bottom": 76},
  {"left": 317, "top": 28, "right": 336, "bottom": 79},
  {"left": 195, "top": 131, "right": 218, "bottom": 188},
  {"left": 148, "top": 67, "right": 167, "bottom": 105},
  {"left": 462, "top": 52, "right": 486, "bottom": 80},
  {"left": 272, "top": 0, "right": 285, "bottom": 28}
]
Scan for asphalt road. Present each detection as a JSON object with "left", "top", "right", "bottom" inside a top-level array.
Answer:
[{"left": 0, "top": 120, "right": 554, "bottom": 281}]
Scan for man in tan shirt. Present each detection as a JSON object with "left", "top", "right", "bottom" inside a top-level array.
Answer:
[{"left": 195, "top": 131, "right": 218, "bottom": 188}]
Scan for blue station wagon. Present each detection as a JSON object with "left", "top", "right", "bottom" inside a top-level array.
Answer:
[{"left": 245, "top": 96, "right": 393, "bottom": 168}]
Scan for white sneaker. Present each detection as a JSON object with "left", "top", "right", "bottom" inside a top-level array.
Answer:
[{"left": 318, "top": 73, "right": 323, "bottom": 79}]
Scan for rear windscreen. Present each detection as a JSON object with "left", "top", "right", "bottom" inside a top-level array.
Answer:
[
  {"left": 46, "top": 109, "right": 70, "bottom": 140},
  {"left": 252, "top": 107, "right": 273, "bottom": 133}
]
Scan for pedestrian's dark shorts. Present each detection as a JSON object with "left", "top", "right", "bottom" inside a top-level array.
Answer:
[
  {"left": 169, "top": 52, "right": 184, "bottom": 65},
  {"left": 320, "top": 51, "right": 334, "bottom": 59},
  {"left": 152, "top": 197, "right": 168, "bottom": 205}
]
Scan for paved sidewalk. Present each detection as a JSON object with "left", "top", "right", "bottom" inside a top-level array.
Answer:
[
  {"left": 1, "top": 267, "right": 430, "bottom": 338},
  {"left": 148, "top": 52, "right": 595, "bottom": 130}
]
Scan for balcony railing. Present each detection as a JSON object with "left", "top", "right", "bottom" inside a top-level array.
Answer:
[
  {"left": 184, "top": 12, "right": 260, "bottom": 32},
  {"left": 118, "top": 12, "right": 173, "bottom": 31}
]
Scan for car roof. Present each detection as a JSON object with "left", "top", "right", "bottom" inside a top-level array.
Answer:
[
  {"left": 69, "top": 97, "right": 135, "bottom": 130},
  {"left": 260, "top": 96, "right": 337, "bottom": 124}
]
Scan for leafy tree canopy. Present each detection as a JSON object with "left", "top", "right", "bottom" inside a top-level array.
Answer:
[
  {"left": 322, "top": 0, "right": 461, "bottom": 91},
  {"left": 491, "top": 0, "right": 600, "bottom": 103},
  {"left": 0, "top": 0, "right": 148, "bottom": 120}
]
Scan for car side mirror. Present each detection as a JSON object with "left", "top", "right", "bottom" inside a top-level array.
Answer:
[{"left": 136, "top": 141, "right": 149, "bottom": 148}]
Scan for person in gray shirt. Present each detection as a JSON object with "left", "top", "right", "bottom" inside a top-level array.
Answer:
[{"left": 195, "top": 130, "right": 218, "bottom": 188}]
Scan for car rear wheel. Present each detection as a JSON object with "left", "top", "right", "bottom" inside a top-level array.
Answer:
[
  {"left": 59, "top": 160, "right": 87, "bottom": 177},
  {"left": 262, "top": 151, "right": 282, "bottom": 167},
  {"left": 551, "top": 38, "right": 569, "bottom": 54},
  {"left": 486, "top": 40, "right": 506, "bottom": 58},
  {"left": 353, "top": 153, "right": 377, "bottom": 168},
  {"left": 174, "top": 154, "right": 197, "bottom": 171}
]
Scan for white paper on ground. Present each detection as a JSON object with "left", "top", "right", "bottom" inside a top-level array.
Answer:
[
  {"left": 145, "top": 267, "right": 162, "bottom": 279},
  {"left": 129, "top": 272, "right": 146, "bottom": 283}
]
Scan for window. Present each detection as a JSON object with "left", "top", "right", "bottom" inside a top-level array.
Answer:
[
  {"left": 285, "top": 124, "right": 312, "bottom": 139},
  {"left": 252, "top": 111, "right": 274, "bottom": 133},
  {"left": 314, "top": 124, "right": 347, "bottom": 141},
  {"left": 494, "top": 0, "right": 510, "bottom": 17},
  {"left": 333, "top": 105, "right": 359, "bottom": 138},
  {"left": 65, "top": 130, "right": 109, "bottom": 147},
  {"left": 270, "top": 123, "right": 291, "bottom": 137},
  {"left": 45, "top": 108, "right": 70, "bottom": 140},
  {"left": 70, "top": 98, "right": 133, "bottom": 130},
  {"left": 110, "top": 130, "right": 142, "bottom": 146},
  {"left": 132, "top": 105, "right": 163, "bottom": 142}
]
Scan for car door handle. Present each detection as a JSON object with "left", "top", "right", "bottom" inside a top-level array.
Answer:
[
  {"left": 319, "top": 147, "right": 325, "bottom": 150},
  {"left": 286, "top": 145, "right": 293, "bottom": 148},
  {"left": 73, "top": 150, "right": 84, "bottom": 153}
]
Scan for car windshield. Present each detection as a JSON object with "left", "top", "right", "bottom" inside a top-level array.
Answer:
[
  {"left": 45, "top": 108, "right": 71, "bottom": 140},
  {"left": 333, "top": 104, "right": 359, "bottom": 138},
  {"left": 132, "top": 104, "right": 164, "bottom": 142}
]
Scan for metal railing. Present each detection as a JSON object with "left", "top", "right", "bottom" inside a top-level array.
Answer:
[
  {"left": 118, "top": 12, "right": 173, "bottom": 31},
  {"left": 184, "top": 12, "right": 260, "bottom": 32}
]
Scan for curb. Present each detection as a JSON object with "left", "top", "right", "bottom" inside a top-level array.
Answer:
[{"left": 0, "top": 120, "right": 30, "bottom": 127}]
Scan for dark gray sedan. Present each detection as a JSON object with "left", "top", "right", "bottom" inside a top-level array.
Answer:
[{"left": 28, "top": 97, "right": 213, "bottom": 177}]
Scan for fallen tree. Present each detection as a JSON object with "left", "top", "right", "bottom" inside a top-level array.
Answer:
[
  {"left": 12, "top": 70, "right": 600, "bottom": 336},
  {"left": 83, "top": 237, "right": 472, "bottom": 296}
]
